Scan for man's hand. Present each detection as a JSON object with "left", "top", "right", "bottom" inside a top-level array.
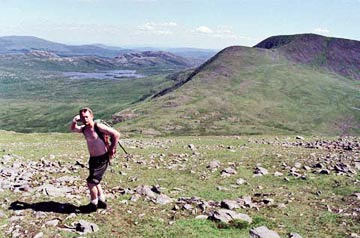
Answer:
[
  {"left": 108, "top": 147, "right": 116, "bottom": 159},
  {"left": 73, "top": 115, "right": 80, "bottom": 123},
  {"left": 70, "top": 115, "right": 83, "bottom": 133}
]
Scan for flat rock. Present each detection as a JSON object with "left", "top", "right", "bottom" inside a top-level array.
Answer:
[
  {"left": 250, "top": 226, "right": 281, "bottom": 238},
  {"left": 220, "top": 199, "right": 240, "bottom": 210},
  {"left": 221, "top": 167, "right": 237, "bottom": 175},
  {"left": 236, "top": 178, "right": 246, "bottom": 185},
  {"left": 56, "top": 176, "right": 80, "bottom": 183},
  {"left": 35, "top": 184, "right": 73, "bottom": 197},
  {"left": 155, "top": 194, "right": 173, "bottom": 205},
  {"left": 135, "top": 185, "right": 156, "bottom": 199},
  {"left": 183, "top": 204, "right": 193, "bottom": 210},
  {"left": 45, "top": 219, "right": 60, "bottom": 227},
  {"left": 207, "top": 160, "right": 221, "bottom": 170},
  {"left": 130, "top": 194, "right": 141, "bottom": 202},
  {"left": 195, "top": 215, "right": 208, "bottom": 220},
  {"left": 274, "top": 172, "right": 283, "bottom": 176},
  {"left": 211, "top": 209, "right": 252, "bottom": 224},
  {"left": 254, "top": 167, "right": 268, "bottom": 176}
]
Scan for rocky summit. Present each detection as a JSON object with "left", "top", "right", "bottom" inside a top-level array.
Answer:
[{"left": 0, "top": 132, "right": 359, "bottom": 237}]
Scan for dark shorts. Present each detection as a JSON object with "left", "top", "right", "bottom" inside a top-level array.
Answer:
[{"left": 86, "top": 152, "right": 109, "bottom": 185}]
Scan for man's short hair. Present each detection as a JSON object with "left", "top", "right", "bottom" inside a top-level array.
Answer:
[{"left": 79, "top": 107, "right": 93, "bottom": 116}]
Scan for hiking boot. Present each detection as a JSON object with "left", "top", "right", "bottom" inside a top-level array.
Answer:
[
  {"left": 80, "top": 202, "right": 97, "bottom": 213},
  {"left": 97, "top": 200, "right": 107, "bottom": 209}
]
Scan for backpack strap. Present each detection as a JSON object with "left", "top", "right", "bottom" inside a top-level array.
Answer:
[{"left": 94, "top": 122, "right": 105, "bottom": 143}]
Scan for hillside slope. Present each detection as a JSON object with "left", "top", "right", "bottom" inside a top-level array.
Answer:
[
  {"left": 254, "top": 34, "right": 360, "bottom": 80},
  {"left": 114, "top": 45, "right": 360, "bottom": 136}
]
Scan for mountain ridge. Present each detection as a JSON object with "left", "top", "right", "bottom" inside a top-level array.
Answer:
[
  {"left": 114, "top": 34, "right": 360, "bottom": 136},
  {"left": 254, "top": 33, "right": 360, "bottom": 80}
]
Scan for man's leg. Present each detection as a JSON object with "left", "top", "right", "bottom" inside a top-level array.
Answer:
[
  {"left": 96, "top": 184, "right": 104, "bottom": 200},
  {"left": 78, "top": 181, "right": 98, "bottom": 213},
  {"left": 96, "top": 184, "right": 107, "bottom": 209},
  {"left": 87, "top": 181, "right": 99, "bottom": 204}
]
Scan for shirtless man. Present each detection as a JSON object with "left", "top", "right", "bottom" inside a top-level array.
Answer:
[{"left": 70, "top": 107, "right": 120, "bottom": 212}]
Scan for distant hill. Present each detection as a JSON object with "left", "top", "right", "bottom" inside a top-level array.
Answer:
[
  {"left": 254, "top": 33, "right": 360, "bottom": 80},
  {"left": 114, "top": 51, "right": 193, "bottom": 69},
  {"left": 131, "top": 47, "right": 217, "bottom": 65},
  {"left": 114, "top": 34, "right": 360, "bottom": 136},
  {"left": 0, "top": 49, "right": 194, "bottom": 72},
  {"left": 0, "top": 35, "right": 130, "bottom": 57},
  {"left": 0, "top": 36, "right": 216, "bottom": 64}
]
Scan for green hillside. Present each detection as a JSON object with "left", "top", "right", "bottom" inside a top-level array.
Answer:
[
  {"left": 0, "top": 66, "right": 175, "bottom": 132},
  {"left": 115, "top": 46, "right": 360, "bottom": 136}
]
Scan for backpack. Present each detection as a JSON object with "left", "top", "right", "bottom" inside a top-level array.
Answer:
[{"left": 90, "top": 119, "right": 128, "bottom": 155}]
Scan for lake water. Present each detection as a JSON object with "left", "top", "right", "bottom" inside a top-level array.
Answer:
[{"left": 63, "top": 70, "right": 144, "bottom": 80}]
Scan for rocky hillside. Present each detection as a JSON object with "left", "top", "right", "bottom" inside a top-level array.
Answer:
[
  {"left": 254, "top": 34, "right": 360, "bottom": 80},
  {"left": 0, "top": 131, "right": 359, "bottom": 237}
]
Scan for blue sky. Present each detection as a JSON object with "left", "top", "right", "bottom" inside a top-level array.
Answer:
[{"left": 0, "top": 0, "right": 359, "bottom": 49}]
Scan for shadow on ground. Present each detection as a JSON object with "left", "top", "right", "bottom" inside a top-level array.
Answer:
[{"left": 9, "top": 201, "right": 95, "bottom": 214}]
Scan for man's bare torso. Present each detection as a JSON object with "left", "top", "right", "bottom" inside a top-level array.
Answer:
[{"left": 82, "top": 125, "right": 107, "bottom": 157}]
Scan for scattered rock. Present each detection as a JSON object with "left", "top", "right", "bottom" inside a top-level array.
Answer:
[
  {"left": 289, "top": 232, "right": 302, "bottom": 238},
  {"left": 250, "top": 226, "right": 281, "bottom": 238},
  {"left": 195, "top": 215, "right": 208, "bottom": 220},
  {"left": 319, "top": 169, "right": 330, "bottom": 175},
  {"left": 217, "top": 186, "right": 230, "bottom": 191},
  {"left": 236, "top": 178, "right": 246, "bottom": 185},
  {"left": 221, "top": 167, "right": 237, "bottom": 176},
  {"left": 130, "top": 194, "right": 141, "bottom": 202},
  {"left": 274, "top": 172, "right": 283, "bottom": 177},
  {"left": 74, "top": 220, "right": 99, "bottom": 234},
  {"left": 45, "top": 219, "right": 60, "bottom": 227},
  {"left": 263, "top": 198, "right": 274, "bottom": 205},
  {"left": 277, "top": 203, "right": 287, "bottom": 209},
  {"left": 207, "top": 160, "right": 221, "bottom": 171},
  {"left": 254, "top": 167, "right": 268, "bottom": 176},
  {"left": 188, "top": 144, "right": 196, "bottom": 150},
  {"left": 351, "top": 193, "right": 360, "bottom": 200},
  {"left": 0, "top": 210, "right": 6, "bottom": 218}
]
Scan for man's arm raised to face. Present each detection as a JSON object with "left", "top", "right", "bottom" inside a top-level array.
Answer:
[{"left": 70, "top": 115, "right": 84, "bottom": 133}]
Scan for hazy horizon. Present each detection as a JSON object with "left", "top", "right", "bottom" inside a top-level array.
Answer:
[{"left": 0, "top": 0, "right": 359, "bottom": 49}]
